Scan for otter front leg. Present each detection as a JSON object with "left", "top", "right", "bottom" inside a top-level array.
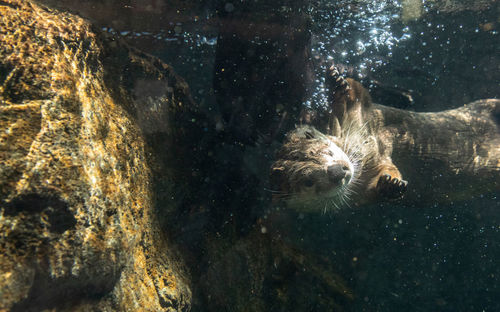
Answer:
[
  {"left": 368, "top": 159, "right": 407, "bottom": 200},
  {"left": 376, "top": 174, "right": 408, "bottom": 199},
  {"left": 326, "top": 65, "right": 373, "bottom": 135},
  {"left": 327, "top": 65, "right": 351, "bottom": 98},
  {"left": 326, "top": 65, "right": 351, "bottom": 126}
]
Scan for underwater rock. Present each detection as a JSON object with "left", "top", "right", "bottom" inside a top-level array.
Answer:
[
  {"left": 199, "top": 228, "right": 353, "bottom": 311},
  {"left": 0, "top": 0, "right": 191, "bottom": 310}
]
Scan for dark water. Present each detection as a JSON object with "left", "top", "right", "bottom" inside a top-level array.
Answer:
[
  {"left": 47, "top": 0, "right": 499, "bottom": 310},
  {"left": 296, "top": 196, "right": 500, "bottom": 311}
]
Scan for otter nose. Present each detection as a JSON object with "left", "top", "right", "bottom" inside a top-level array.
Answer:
[{"left": 327, "top": 164, "right": 351, "bottom": 184}]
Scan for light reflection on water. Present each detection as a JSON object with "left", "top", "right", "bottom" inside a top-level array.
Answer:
[
  {"left": 101, "top": 0, "right": 497, "bottom": 112},
  {"left": 307, "top": 0, "right": 413, "bottom": 109}
]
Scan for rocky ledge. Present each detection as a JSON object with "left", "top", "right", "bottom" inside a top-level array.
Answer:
[{"left": 0, "top": 0, "right": 192, "bottom": 310}]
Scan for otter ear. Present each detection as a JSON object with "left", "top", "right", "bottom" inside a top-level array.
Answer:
[
  {"left": 270, "top": 166, "right": 285, "bottom": 190},
  {"left": 290, "top": 126, "right": 318, "bottom": 140},
  {"left": 270, "top": 166, "right": 285, "bottom": 177},
  {"left": 299, "top": 108, "right": 317, "bottom": 126},
  {"left": 270, "top": 166, "right": 289, "bottom": 203},
  {"left": 270, "top": 166, "right": 286, "bottom": 180}
]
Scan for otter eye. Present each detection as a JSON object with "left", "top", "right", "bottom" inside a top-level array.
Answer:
[{"left": 303, "top": 178, "right": 314, "bottom": 188}]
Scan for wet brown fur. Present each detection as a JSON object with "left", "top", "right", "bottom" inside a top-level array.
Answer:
[{"left": 272, "top": 69, "right": 500, "bottom": 209}]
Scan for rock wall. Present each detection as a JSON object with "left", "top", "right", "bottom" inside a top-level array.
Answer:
[{"left": 0, "top": 0, "right": 191, "bottom": 310}]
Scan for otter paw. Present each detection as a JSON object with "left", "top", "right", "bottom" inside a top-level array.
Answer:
[
  {"left": 376, "top": 174, "right": 408, "bottom": 199},
  {"left": 326, "top": 65, "right": 350, "bottom": 95}
]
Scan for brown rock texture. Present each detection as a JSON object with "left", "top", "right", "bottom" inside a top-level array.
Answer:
[{"left": 0, "top": 0, "right": 191, "bottom": 310}]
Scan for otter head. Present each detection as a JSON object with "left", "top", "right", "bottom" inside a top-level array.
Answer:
[{"left": 270, "top": 125, "right": 358, "bottom": 211}]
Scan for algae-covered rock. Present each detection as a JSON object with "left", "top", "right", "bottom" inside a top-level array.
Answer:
[{"left": 0, "top": 0, "right": 191, "bottom": 310}]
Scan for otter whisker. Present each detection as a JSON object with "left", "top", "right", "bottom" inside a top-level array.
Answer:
[{"left": 271, "top": 120, "right": 379, "bottom": 212}]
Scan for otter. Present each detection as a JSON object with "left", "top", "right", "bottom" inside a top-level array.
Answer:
[{"left": 271, "top": 66, "right": 500, "bottom": 210}]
